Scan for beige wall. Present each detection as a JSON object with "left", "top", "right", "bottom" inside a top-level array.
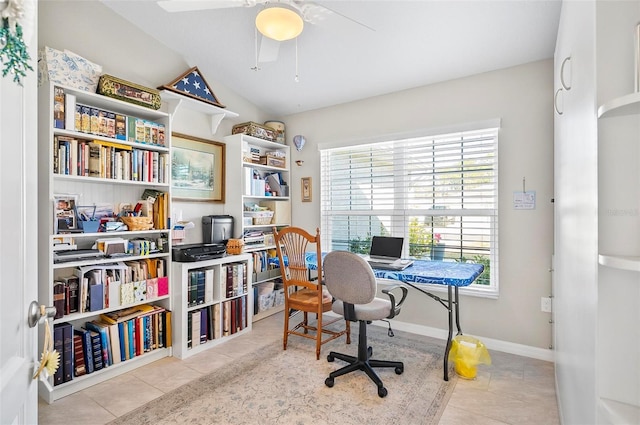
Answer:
[
  {"left": 283, "top": 60, "right": 555, "bottom": 350},
  {"left": 39, "top": 1, "right": 554, "bottom": 351}
]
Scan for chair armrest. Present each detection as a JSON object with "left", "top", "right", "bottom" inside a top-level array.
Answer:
[{"left": 381, "top": 284, "right": 408, "bottom": 319}]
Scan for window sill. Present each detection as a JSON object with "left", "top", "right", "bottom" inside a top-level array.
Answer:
[{"left": 378, "top": 279, "right": 498, "bottom": 300}]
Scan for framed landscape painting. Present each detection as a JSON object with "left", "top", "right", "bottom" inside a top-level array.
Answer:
[{"left": 171, "top": 133, "right": 225, "bottom": 202}]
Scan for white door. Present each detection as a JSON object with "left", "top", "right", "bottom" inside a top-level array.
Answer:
[{"left": 0, "top": 3, "right": 39, "bottom": 422}]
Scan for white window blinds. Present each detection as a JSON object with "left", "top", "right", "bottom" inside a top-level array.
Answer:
[{"left": 320, "top": 127, "right": 498, "bottom": 290}]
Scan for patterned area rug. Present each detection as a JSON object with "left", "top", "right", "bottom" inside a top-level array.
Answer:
[{"left": 108, "top": 326, "right": 456, "bottom": 425}]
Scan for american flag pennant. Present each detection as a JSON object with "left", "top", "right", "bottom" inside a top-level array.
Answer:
[{"left": 159, "top": 66, "right": 225, "bottom": 108}]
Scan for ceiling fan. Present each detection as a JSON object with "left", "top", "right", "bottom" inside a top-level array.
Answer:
[{"left": 157, "top": 0, "right": 373, "bottom": 63}]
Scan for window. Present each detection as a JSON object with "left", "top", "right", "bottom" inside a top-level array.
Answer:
[{"left": 320, "top": 126, "right": 499, "bottom": 296}]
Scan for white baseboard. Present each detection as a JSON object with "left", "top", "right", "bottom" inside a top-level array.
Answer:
[
  {"left": 370, "top": 319, "right": 555, "bottom": 362},
  {"left": 324, "top": 311, "right": 555, "bottom": 362}
]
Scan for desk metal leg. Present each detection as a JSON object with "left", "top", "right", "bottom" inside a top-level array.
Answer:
[
  {"left": 402, "top": 282, "right": 461, "bottom": 382},
  {"left": 444, "top": 285, "right": 453, "bottom": 381},
  {"left": 454, "top": 286, "right": 462, "bottom": 334}
]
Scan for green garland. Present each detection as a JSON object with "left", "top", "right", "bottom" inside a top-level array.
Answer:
[{"left": 0, "top": 17, "right": 32, "bottom": 86}]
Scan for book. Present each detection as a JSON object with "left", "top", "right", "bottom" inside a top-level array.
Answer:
[
  {"left": 213, "top": 304, "right": 221, "bottom": 339},
  {"left": 88, "top": 283, "right": 104, "bottom": 311},
  {"left": 87, "top": 330, "right": 103, "bottom": 371},
  {"left": 85, "top": 321, "right": 111, "bottom": 367},
  {"left": 108, "top": 324, "right": 122, "bottom": 364},
  {"left": 62, "top": 275, "right": 79, "bottom": 314},
  {"left": 200, "top": 307, "right": 208, "bottom": 344},
  {"left": 74, "top": 328, "right": 94, "bottom": 374},
  {"left": 53, "top": 281, "right": 65, "bottom": 319},
  {"left": 191, "top": 310, "right": 201, "bottom": 348},
  {"left": 65, "top": 93, "right": 76, "bottom": 131},
  {"left": 58, "top": 322, "right": 74, "bottom": 383},
  {"left": 204, "top": 268, "right": 214, "bottom": 303},
  {"left": 53, "top": 325, "right": 64, "bottom": 386},
  {"left": 188, "top": 271, "right": 197, "bottom": 307},
  {"left": 164, "top": 310, "right": 172, "bottom": 348},
  {"left": 196, "top": 270, "right": 205, "bottom": 305},
  {"left": 127, "top": 319, "right": 135, "bottom": 359},
  {"left": 100, "top": 304, "right": 156, "bottom": 324},
  {"left": 72, "top": 334, "right": 86, "bottom": 377},
  {"left": 53, "top": 86, "right": 65, "bottom": 129}
]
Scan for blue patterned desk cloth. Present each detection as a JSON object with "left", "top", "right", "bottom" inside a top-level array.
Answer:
[{"left": 302, "top": 252, "right": 483, "bottom": 287}]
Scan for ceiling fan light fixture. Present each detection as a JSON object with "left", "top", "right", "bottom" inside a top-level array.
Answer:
[{"left": 256, "top": 6, "right": 303, "bottom": 41}]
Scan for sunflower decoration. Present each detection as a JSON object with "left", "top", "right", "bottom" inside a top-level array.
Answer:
[{"left": 33, "top": 305, "right": 60, "bottom": 380}]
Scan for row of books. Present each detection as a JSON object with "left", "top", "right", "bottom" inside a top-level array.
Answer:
[
  {"left": 250, "top": 249, "right": 278, "bottom": 275},
  {"left": 52, "top": 305, "right": 171, "bottom": 386},
  {"left": 187, "top": 262, "right": 248, "bottom": 307},
  {"left": 53, "top": 135, "right": 170, "bottom": 184},
  {"left": 54, "top": 86, "right": 166, "bottom": 146},
  {"left": 53, "top": 259, "right": 168, "bottom": 318},
  {"left": 187, "top": 297, "right": 247, "bottom": 349}
]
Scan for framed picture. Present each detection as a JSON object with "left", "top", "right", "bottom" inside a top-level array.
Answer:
[
  {"left": 53, "top": 194, "right": 78, "bottom": 234},
  {"left": 171, "top": 133, "right": 225, "bottom": 202},
  {"left": 301, "top": 177, "right": 312, "bottom": 202}
]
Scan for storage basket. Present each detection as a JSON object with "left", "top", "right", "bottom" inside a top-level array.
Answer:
[
  {"left": 120, "top": 216, "right": 153, "bottom": 231},
  {"left": 245, "top": 210, "right": 274, "bottom": 225}
]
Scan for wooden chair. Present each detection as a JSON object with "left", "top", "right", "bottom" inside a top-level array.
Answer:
[{"left": 273, "top": 226, "right": 351, "bottom": 359}]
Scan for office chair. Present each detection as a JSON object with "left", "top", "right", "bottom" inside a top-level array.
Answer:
[
  {"left": 273, "top": 226, "right": 351, "bottom": 360},
  {"left": 323, "top": 250, "right": 408, "bottom": 398}
]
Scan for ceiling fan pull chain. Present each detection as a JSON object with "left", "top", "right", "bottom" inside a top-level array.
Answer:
[
  {"left": 294, "top": 37, "right": 299, "bottom": 82},
  {"left": 251, "top": 26, "right": 260, "bottom": 71}
]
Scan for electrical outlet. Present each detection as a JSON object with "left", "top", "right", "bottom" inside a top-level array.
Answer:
[{"left": 541, "top": 297, "right": 552, "bottom": 313}]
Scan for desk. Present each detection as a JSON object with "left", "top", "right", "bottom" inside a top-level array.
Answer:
[{"left": 304, "top": 253, "right": 484, "bottom": 381}]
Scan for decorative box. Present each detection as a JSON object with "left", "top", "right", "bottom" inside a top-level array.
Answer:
[
  {"left": 232, "top": 121, "right": 277, "bottom": 142},
  {"left": 97, "top": 75, "right": 161, "bottom": 110},
  {"left": 259, "top": 153, "right": 286, "bottom": 168},
  {"left": 38, "top": 47, "right": 102, "bottom": 92}
]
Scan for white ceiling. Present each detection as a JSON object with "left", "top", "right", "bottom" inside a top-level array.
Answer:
[{"left": 101, "top": 0, "right": 562, "bottom": 116}]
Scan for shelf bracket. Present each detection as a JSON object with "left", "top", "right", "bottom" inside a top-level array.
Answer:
[
  {"left": 210, "top": 113, "right": 225, "bottom": 134},
  {"left": 164, "top": 98, "right": 183, "bottom": 128}
]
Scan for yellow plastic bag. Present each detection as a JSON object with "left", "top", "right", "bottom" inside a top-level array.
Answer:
[{"left": 448, "top": 335, "right": 491, "bottom": 379}]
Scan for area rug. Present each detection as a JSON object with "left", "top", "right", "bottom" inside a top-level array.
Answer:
[{"left": 108, "top": 326, "right": 456, "bottom": 425}]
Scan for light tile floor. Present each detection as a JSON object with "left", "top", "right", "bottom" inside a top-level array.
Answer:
[{"left": 39, "top": 312, "right": 560, "bottom": 425}]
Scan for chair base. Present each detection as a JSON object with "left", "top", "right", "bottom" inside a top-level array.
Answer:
[{"left": 325, "top": 320, "right": 403, "bottom": 398}]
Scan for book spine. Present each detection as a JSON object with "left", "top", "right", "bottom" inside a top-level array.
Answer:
[
  {"left": 53, "top": 325, "right": 64, "bottom": 386},
  {"left": 61, "top": 324, "right": 73, "bottom": 383},
  {"left": 53, "top": 86, "right": 65, "bottom": 129},
  {"left": 73, "top": 334, "right": 86, "bottom": 377},
  {"left": 75, "top": 329, "right": 94, "bottom": 374},
  {"left": 89, "top": 331, "right": 103, "bottom": 371},
  {"left": 64, "top": 93, "right": 76, "bottom": 131},
  {"left": 196, "top": 270, "right": 205, "bottom": 305},
  {"left": 200, "top": 307, "right": 208, "bottom": 344},
  {"left": 53, "top": 281, "right": 65, "bottom": 319}
]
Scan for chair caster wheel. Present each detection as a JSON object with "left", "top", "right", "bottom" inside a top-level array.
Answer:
[
  {"left": 325, "top": 377, "right": 334, "bottom": 388},
  {"left": 378, "top": 386, "right": 388, "bottom": 398},
  {"left": 327, "top": 354, "right": 334, "bottom": 362},
  {"left": 395, "top": 366, "right": 404, "bottom": 375},
  {"left": 368, "top": 346, "right": 373, "bottom": 357}
]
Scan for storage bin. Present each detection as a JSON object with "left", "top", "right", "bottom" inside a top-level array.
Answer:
[{"left": 232, "top": 122, "right": 277, "bottom": 142}]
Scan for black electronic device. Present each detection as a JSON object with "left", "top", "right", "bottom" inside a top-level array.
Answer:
[
  {"left": 172, "top": 243, "right": 227, "bottom": 262},
  {"left": 202, "top": 215, "right": 234, "bottom": 244}
]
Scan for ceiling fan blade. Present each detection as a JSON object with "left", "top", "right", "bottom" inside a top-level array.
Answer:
[
  {"left": 258, "top": 36, "right": 280, "bottom": 63},
  {"left": 158, "top": 0, "right": 260, "bottom": 13},
  {"left": 310, "top": 2, "right": 375, "bottom": 32}
]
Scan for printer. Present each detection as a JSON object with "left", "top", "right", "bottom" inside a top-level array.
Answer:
[
  {"left": 171, "top": 215, "right": 235, "bottom": 262},
  {"left": 172, "top": 243, "right": 227, "bottom": 262}
]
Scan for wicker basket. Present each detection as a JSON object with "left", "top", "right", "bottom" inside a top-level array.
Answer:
[
  {"left": 245, "top": 210, "right": 274, "bottom": 225},
  {"left": 120, "top": 216, "right": 153, "bottom": 231}
]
